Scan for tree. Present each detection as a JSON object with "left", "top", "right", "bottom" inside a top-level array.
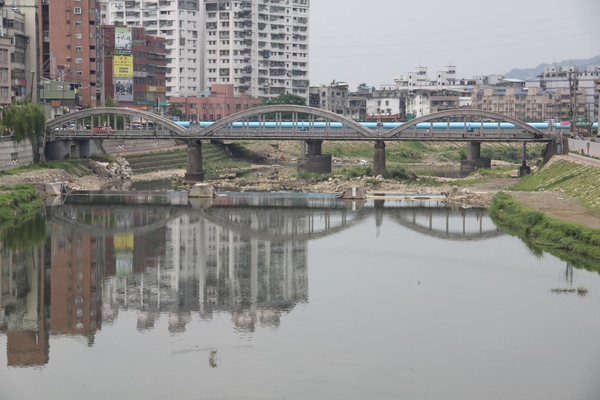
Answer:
[
  {"left": 168, "top": 105, "right": 185, "bottom": 121},
  {"left": 263, "top": 93, "right": 306, "bottom": 107},
  {"left": 105, "top": 96, "right": 118, "bottom": 107},
  {"left": 2, "top": 99, "right": 46, "bottom": 163},
  {"left": 103, "top": 96, "right": 125, "bottom": 128},
  {"left": 262, "top": 93, "right": 307, "bottom": 120}
]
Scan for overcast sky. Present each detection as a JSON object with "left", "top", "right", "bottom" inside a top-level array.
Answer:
[{"left": 309, "top": 0, "right": 600, "bottom": 88}]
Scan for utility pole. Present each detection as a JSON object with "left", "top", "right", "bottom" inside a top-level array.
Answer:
[
  {"left": 596, "top": 79, "right": 600, "bottom": 134},
  {"left": 568, "top": 68, "right": 579, "bottom": 137}
]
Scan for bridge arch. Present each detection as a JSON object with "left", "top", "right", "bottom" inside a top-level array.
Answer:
[
  {"left": 195, "top": 105, "right": 375, "bottom": 138},
  {"left": 384, "top": 109, "right": 547, "bottom": 138},
  {"left": 46, "top": 107, "right": 188, "bottom": 136}
]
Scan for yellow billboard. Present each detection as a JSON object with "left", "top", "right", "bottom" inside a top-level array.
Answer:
[{"left": 113, "top": 56, "right": 133, "bottom": 77}]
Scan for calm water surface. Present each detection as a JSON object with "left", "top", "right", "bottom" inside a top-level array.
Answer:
[{"left": 1, "top": 192, "right": 599, "bottom": 400}]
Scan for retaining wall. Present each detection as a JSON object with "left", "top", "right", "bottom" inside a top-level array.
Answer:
[
  {"left": 0, "top": 137, "right": 34, "bottom": 172},
  {"left": 569, "top": 138, "right": 600, "bottom": 157}
]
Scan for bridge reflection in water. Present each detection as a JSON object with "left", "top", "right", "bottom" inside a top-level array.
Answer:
[{"left": 1, "top": 193, "right": 500, "bottom": 367}]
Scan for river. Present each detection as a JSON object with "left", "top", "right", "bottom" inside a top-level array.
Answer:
[{"left": 1, "top": 191, "right": 599, "bottom": 400}]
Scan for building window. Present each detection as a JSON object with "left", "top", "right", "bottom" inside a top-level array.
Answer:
[
  {"left": 75, "top": 57, "right": 82, "bottom": 64},
  {"left": 74, "top": 7, "right": 82, "bottom": 14},
  {"left": 75, "top": 21, "right": 82, "bottom": 26},
  {"left": 75, "top": 46, "right": 82, "bottom": 51}
]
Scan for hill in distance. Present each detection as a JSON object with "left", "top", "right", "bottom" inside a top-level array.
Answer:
[{"left": 504, "top": 55, "right": 600, "bottom": 80}]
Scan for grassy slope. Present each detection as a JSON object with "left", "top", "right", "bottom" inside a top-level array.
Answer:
[
  {"left": 510, "top": 157, "right": 600, "bottom": 212},
  {"left": 490, "top": 158, "right": 600, "bottom": 269}
]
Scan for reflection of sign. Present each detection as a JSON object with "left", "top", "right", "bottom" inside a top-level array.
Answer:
[
  {"left": 134, "top": 71, "right": 147, "bottom": 78},
  {"left": 114, "top": 27, "right": 132, "bottom": 55},
  {"left": 113, "top": 56, "right": 133, "bottom": 77},
  {"left": 115, "top": 77, "right": 133, "bottom": 102},
  {"left": 116, "top": 254, "right": 133, "bottom": 277},
  {"left": 114, "top": 233, "right": 134, "bottom": 250}
]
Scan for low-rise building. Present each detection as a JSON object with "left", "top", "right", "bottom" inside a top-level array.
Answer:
[
  {"left": 309, "top": 82, "right": 349, "bottom": 115},
  {"left": 169, "top": 84, "right": 261, "bottom": 121},
  {"left": 471, "top": 85, "right": 585, "bottom": 122},
  {"left": 39, "top": 78, "right": 78, "bottom": 118},
  {"left": 527, "top": 65, "right": 600, "bottom": 123},
  {"left": 0, "top": 36, "right": 11, "bottom": 112}
]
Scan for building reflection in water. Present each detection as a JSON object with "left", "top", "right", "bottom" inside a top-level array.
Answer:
[
  {"left": 1, "top": 193, "right": 503, "bottom": 366},
  {"left": 0, "top": 236, "right": 48, "bottom": 367}
]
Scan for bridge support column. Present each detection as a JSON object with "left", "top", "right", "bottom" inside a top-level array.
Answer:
[
  {"left": 519, "top": 142, "right": 531, "bottom": 176},
  {"left": 544, "top": 133, "right": 570, "bottom": 164},
  {"left": 298, "top": 139, "right": 331, "bottom": 174},
  {"left": 467, "top": 141, "right": 481, "bottom": 160},
  {"left": 184, "top": 140, "right": 205, "bottom": 182},
  {"left": 461, "top": 141, "right": 491, "bottom": 171},
  {"left": 306, "top": 140, "right": 322, "bottom": 156},
  {"left": 373, "top": 140, "right": 386, "bottom": 176}
]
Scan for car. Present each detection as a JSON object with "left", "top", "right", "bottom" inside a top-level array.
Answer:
[{"left": 93, "top": 126, "right": 115, "bottom": 133}]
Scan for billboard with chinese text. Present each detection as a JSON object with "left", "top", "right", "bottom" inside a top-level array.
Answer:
[
  {"left": 113, "top": 56, "right": 133, "bottom": 77},
  {"left": 114, "top": 27, "right": 132, "bottom": 55}
]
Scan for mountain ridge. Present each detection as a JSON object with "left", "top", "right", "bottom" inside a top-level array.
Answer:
[{"left": 504, "top": 55, "right": 600, "bottom": 80}]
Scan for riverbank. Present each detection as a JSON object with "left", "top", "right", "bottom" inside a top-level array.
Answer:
[{"left": 2, "top": 154, "right": 600, "bottom": 232}]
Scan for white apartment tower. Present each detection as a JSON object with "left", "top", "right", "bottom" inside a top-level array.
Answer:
[
  {"left": 101, "top": 0, "right": 203, "bottom": 97},
  {"left": 203, "top": 0, "right": 310, "bottom": 100}
]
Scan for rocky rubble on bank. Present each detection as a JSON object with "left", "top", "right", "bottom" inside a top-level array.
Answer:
[
  {"left": 210, "top": 169, "right": 495, "bottom": 208},
  {"left": 1, "top": 157, "right": 496, "bottom": 207},
  {"left": 0, "top": 157, "right": 132, "bottom": 193}
]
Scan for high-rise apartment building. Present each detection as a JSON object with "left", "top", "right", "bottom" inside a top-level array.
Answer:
[
  {"left": 202, "top": 0, "right": 309, "bottom": 100},
  {"left": 41, "top": 0, "right": 100, "bottom": 107},
  {"left": 101, "top": 0, "right": 202, "bottom": 97}
]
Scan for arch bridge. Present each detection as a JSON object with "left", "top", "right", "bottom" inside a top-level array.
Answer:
[{"left": 45, "top": 106, "right": 556, "bottom": 181}]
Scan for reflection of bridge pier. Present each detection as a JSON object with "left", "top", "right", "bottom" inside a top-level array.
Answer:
[{"left": 298, "top": 139, "right": 332, "bottom": 174}]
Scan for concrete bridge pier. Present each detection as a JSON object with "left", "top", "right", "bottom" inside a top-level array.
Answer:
[
  {"left": 544, "top": 133, "right": 570, "bottom": 164},
  {"left": 518, "top": 142, "right": 531, "bottom": 176},
  {"left": 461, "top": 141, "right": 491, "bottom": 171},
  {"left": 45, "top": 139, "right": 91, "bottom": 160},
  {"left": 297, "top": 139, "right": 332, "bottom": 174},
  {"left": 373, "top": 140, "right": 386, "bottom": 176},
  {"left": 184, "top": 140, "right": 205, "bottom": 182}
]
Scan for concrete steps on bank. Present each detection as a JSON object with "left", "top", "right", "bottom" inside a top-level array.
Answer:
[{"left": 123, "top": 144, "right": 229, "bottom": 174}]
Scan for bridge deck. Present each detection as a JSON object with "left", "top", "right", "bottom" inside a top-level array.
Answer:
[{"left": 48, "top": 127, "right": 552, "bottom": 142}]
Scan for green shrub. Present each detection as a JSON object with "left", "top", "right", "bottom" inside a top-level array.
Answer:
[{"left": 0, "top": 184, "right": 43, "bottom": 229}]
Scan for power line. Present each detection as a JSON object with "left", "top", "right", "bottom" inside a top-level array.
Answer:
[
  {"left": 312, "top": 22, "right": 598, "bottom": 50},
  {"left": 311, "top": 29, "right": 600, "bottom": 58},
  {"left": 311, "top": 11, "right": 600, "bottom": 40}
]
